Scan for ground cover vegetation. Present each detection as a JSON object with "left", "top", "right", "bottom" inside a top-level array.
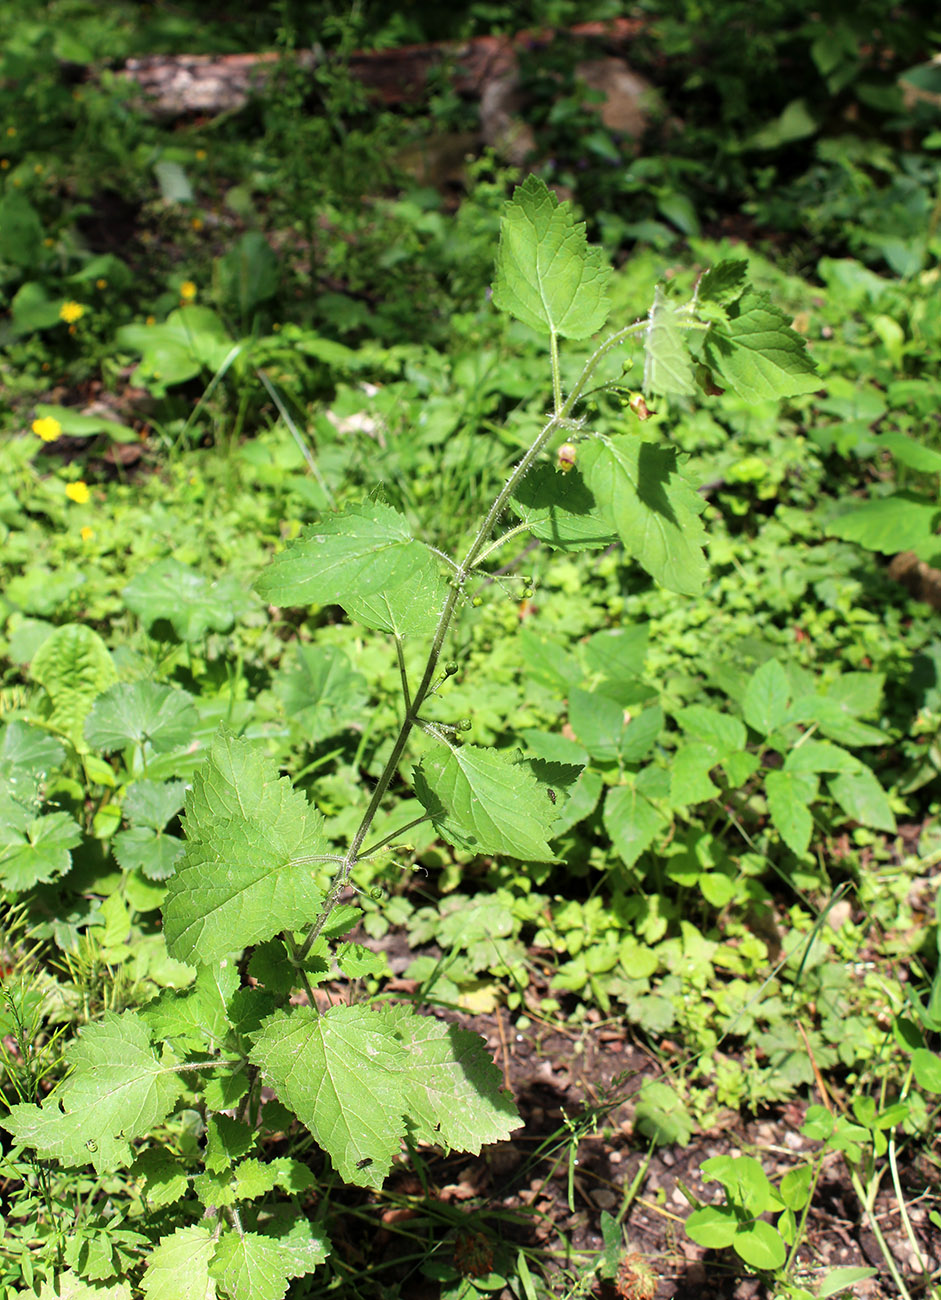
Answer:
[{"left": 0, "top": 1, "right": 940, "bottom": 1297}]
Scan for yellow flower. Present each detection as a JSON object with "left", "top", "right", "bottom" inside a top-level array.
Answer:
[
  {"left": 80, "top": 525, "right": 94, "bottom": 542},
  {"left": 95, "top": 278, "right": 107, "bottom": 290},
  {"left": 146, "top": 314, "right": 156, "bottom": 326},
  {"left": 34, "top": 163, "right": 43, "bottom": 174},
  {"left": 190, "top": 216, "right": 204, "bottom": 231},
  {"left": 32, "top": 416, "right": 62, "bottom": 442},
  {"left": 0, "top": 160, "right": 9, "bottom": 170},
  {"left": 195, "top": 148, "right": 207, "bottom": 161},
  {"left": 65, "top": 480, "right": 90, "bottom": 504},
  {"left": 43, "top": 237, "right": 55, "bottom": 247},
  {"left": 179, "top": 280, "right": 197, "bottom": 302},
  {"left": 5, "top": 127, "right": 15, "bottom": 137},
  {"left": 59, "top": 301, "right": 85, "bottom": 324}
]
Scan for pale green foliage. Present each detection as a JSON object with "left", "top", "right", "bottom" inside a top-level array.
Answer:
[
  {"left": 491, "top": 174, "right": 611, "bottom": 339},
  {"left": 1, "top": 1012, "right": 184, "bottom": 1173},
  {"left": 255, "top": 500, "right": 446, "bottom": 637},
  {"left": 30, "top": 623, "right": 117, "bottom": 749},
  {"left": 703, "top": 290, "right": 819, "bottom": 402},
  {"left": 163, "top": 731, "right": 326, "bottom": 965}
]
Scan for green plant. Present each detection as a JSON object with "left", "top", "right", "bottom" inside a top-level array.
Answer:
[{"left": 0, "top": 176, "right": 823, "bottom": 1294}]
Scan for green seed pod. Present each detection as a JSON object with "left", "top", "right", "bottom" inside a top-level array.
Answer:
[
  {"left": 457, "top": 718, "right": 472, "bottom": 732},
  {"left": 444, "top": 661, "right": 459, "bottom": 676}
]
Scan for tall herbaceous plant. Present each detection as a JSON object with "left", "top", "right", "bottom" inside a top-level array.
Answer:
[{"left": 1, "top": 178, "right": 818, "bottom": 1294}]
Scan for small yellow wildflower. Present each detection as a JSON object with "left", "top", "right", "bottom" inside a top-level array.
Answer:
[
  {"left": 32, "top": 416, "right": 62, "bottom": 442},
  {"left": 59, "top": 301, "right": 85, "bottom": 324},
  {"left": 146, "top": 314, "right": 156, "bottom": 326},
  {"left": 195, "top": 148, "right": 207, "bottom": 161},
  {"left": 80, "top": 525, "right": 94, "bottom": 542},
  {"left": 43, "top": 237, "right": 55, "bottom": 248},
  {"left": 34, "top": 163, "right": 43, "bottom": 174},
  {"left": 95, "top": 278, "right": 107, "bottom": 290},
  {"left": 11, "top": 177, "right": 21, "bottom": 188},
  {"left": 190, "top": 216, "right": 204, "bottom": 231},
  {"left": 179, "top": 280, "right": 197, "bottom": 302},
  {"left": 65, "top": 480, "right": 90, "bottom": 505},
  {"left": 5, "top": 127, "right": 15, "bottom": 137},
  {"left": 0, "top": 160, "right": 9, "bottom": 170}
]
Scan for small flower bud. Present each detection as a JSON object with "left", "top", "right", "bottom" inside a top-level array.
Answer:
[
  {"left": 628, "top": 392, "right": 651, "bottom": 421},
  {"left": 557, "top": 442, "right": 577, "bottom": 473},
  {"left": 457, "top": 718, "right": 472, "bottom": 732},
  {"left": 444, "top": 661, "right": 459, "bottom": 676}
]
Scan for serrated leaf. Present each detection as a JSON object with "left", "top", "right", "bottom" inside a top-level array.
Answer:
[
  {"left": 604, "top": 778, "right": 670, "bottom": 868},
  {"left": 826, "top": 494, "right": 941, "bottom": 559},
  {"left": 675, "top": 705, "right": 746, "bottom": 754},
  {"left": 209, "top": 1226, "right": 325, "bottom": 1300},
  {"left": 131, "top": 1149, "right": 190, "bottom": 1207},
  {"left": 0, "top": 810, "right": 81, "bottom": 889},
  {"left": 388, "top": 1009, "right": 520, "bottom": 1151},
  {"left": 30, "top": 623, "right": 118, "bottom": 750},
  {"left": 829, "top": 769, "right": 896, "bottom": 833},
  {"left": 704, "top": 290, "right": 819, "bottom": 402},
  {"left": 875, "top": 433, "right": 941, "bottom": 474},
  {"left": 568, "top": 686, "right": 626, "bottom": 762},
  {"left": 789, "top": 674, "right": 886, "bottom": 747},
  {"left": 84, "top": 682, "right": 198, "bottom": 754},
  {"left": 250, "top": 1005, "right": 407, "bottom": 1187},
  {"left": 643, "top": 291, "right": 695, "bottom": 397},
  {"left": 162, "top": 731, "right": 326, "bottom": 964},
  {"left": 581, "top": 437, "right": 708, "bottom": 595},
  {"left": 0, "top": 1011, "right": 184, "bottom": 1173},
  {"left": 512, "top": 463, "right": 616, "bottom": 551},
  {"left": 142, "top": 1226, "right": 217, "bottom": 1300},
  {"left": 123, "top": 559, "right": 251, "bottom": 642},
  {"left": 255, "top": 501, "right": 445, "bottom": 638},
  {"left": 414, "top": 745, "right": 555, "bottom": 861},
  {"left": 699, "top": 260, "right": 748, "bottom": 306},
  {"left": 766, "top": 769, "right": 818, "bottom": 855},
  {"left": 0, "top": 720, "right": 65, "bottom": 775},
  {"left": 491, "top": 175, "right": 610, "bottom": 339},
  {"left": 670, "top": 743, "right": 721, "bottom": 806},
  {"left": 39, "top": 1273, "right": 131, "bottom": 1300},
  {"left": 743, "top": 659, "right": 791, "bottom": 734}
]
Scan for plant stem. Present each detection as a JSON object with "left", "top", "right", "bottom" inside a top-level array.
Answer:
[{"left": 298, "top": 316, "right": 649, "bottom": 958}]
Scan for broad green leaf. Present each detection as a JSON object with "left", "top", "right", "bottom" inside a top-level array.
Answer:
[
  {"left": 619, "top": 706, "right": 664, "bottom": 763},
  {"left": 123, "top": 559, "right": 251, "bottom": 642},
  {"left": 704, "top": 291, "right": 819, "bottom": 402},
  {"left": 491, "top": 175, "right": 610, "bottom": 339},
  {"left": 115, "top": 308, "right": 233, "bottom": 392},
  {"left": 84, "top": 682, "right": 198, "bottom": 754},
  {"left": 675, "top": 705, "right": 746, "bottom": 755},
  {"left": 829, "top": 769, "right": 896, "bottom": 833},
  {"left": 911, "top": 1048, "right": 941, "bottom": 1093},
  {"left": 414, "top": 745, "right": 555, "bottom": 861},
  {"left": 272, "top": 643, "right": 369, "bottom": 741},
  {"left": 779, "top": 1163, "right": 813, "bottom": 1211},
  {"left": 141, "top": 1225, "right": 217, "bottom": 1300},
  {"left": 0, "top": 720, "right": 65, "bottom": 775},
  {"left": 826, "top": 495, "right": 941, "bottom": 559},
  {"left": 130, "top": 1149, "right": 190, "bottom": 1207},
  {"left": 0, "top": 1011, "right": 184, "bottom": 1173},
  {"left": 745, "top": 97, "right": 817, "bottom": 150},
  {"left": 518, "top": 629, "right": 580, "bottom": 691},
  {"left": 784, "top": 740, "right": 860, "bottom": 774},
  {"left": 123, "top": 779, "right": 187, "bottom": 830},
  {"left": 255, "top": 501, "right": 445, "bottom": 638},
  {"left": 604, "top": 778, "right": 670, "bottom": 868},
  {"left": 218, "top": 231, "right": 280, "bottom": 317},
  {"left": 583, "top": 625, "right": 650, "bottom": 679},
  {"left": 30, "top": 624, "right": 118, "bottom": 750},
  {"left": 568, "top": 686, "right": 626, "bottom": 762},
  {"left": 387, "top": 1008, "right": 519, "bottom": 1151},
  {"left": 790, "top": 673, "right": 886, "bottom": 747},
  {"left": 0, "top": 810, "right": 82, "bottom": 889},
  {"left": 685, "top": 1205, "right": 738, "bottom": 1249},
  {"left": 766, "top": 770, "right": 818, "bottom": 855},
  {"left": 163, "top": 731, "right": 326, "bottom": 964},
  {"left": 875, "top": 433, "right": 941, "bottom": 474},
  {"left": 733, "top": 1219, "right": 787, "bottom": 1271},
  {"left": 512, "top": 463, "right": 617, "bottom": 551},
  {"left": 250, "top": 1004, "right": 407, "bottom": 1187},
  {"left": 743, "top": 659, "right": 790, "bottom": 735},
  {"left": 113, "top": 826, "right": 184, "bottom": 880},
  {"left": 581, "top": 437, "right": 708, "bottom": 596},
  {"left": 698, "top": 260, "right": 748, "bottom": 306},
  {"left": 209, "top": 1226, "right": 326, "bottom": 1300},
  {"left": 633, "top": 1078, "right": 693, "bottom": 1146},
  {"left": 643, "top": 291, "right": 695, "bottom": 397},
  {"left": 670, "top": 743, "right": 721, "bottom": 807},
  {"left": 701, "top": 1154, "right": 781, "bottom": 1214}
]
